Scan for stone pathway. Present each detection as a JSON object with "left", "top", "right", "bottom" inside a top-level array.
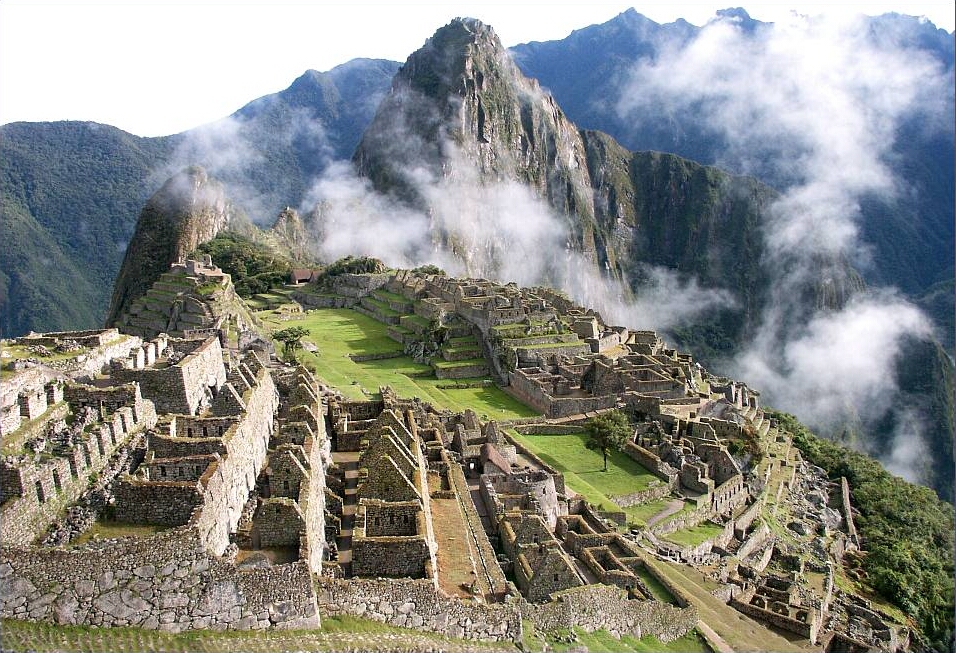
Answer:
[
  {"left": 332, "top": 451, "right": 360, "bottom": 576},
  {"left": 646, "top": 499, "right": 685, "bottom": 528}
]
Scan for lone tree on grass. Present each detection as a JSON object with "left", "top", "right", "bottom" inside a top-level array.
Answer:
[
  {"left": 274, "top": 326, "right": 309, "bottom": 360},
  {"left": 585, "top": 410, "right": 632, "bottom": 472}
]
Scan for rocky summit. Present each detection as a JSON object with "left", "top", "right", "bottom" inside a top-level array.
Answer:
[{"left": 106, "top": 166, "right": 233, "bottom": 327}]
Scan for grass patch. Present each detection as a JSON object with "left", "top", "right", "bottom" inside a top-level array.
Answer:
[
  {"left": 72, "top": 521, "right": 167, "bottom": 546},
  {"left": 509, "top": 432, "right": 658, "bottom": 510},
  {"left": 663, "top": 522, "right": 725, "bottom": 547},
  {"left": 432, "top": 358, "right": 487, "bottom": 369},
  {"left": 0, "top": 615, "right": 514, "bottom": 652},
  {"left": 622, "top": 498, "right": 673, "bottom": 527},
  {"left": 633, "top": 566, "right": 678, "bottom": 604},
  {"left": 543, "top": 626, "right": 711, "bottom": 652},
  {"left": 372, "top": 289, "right": 409, "bottom": 303},
  {"left": 363, "top": 298, "right": 399, "bottom": 316},
  {"left": 270, "top": 309, "right": 538, "bottom": 421},
  {"left": 402, "top": 314, "right": 431, "bottom": 329},
  {"left": 442, "top": 344, "right": 481, "bottom": 355}
]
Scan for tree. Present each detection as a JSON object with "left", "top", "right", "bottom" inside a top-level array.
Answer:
[
  {"left": 273, "top": 326, "right": 309, "bottom": 360},
  {"left": 584, "top": 410, "right": 632, "bottom": 472}
]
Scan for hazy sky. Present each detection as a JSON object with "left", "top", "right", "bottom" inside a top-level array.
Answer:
[{"left": 1, "top": 1, "right": 953, "bottom": 137}]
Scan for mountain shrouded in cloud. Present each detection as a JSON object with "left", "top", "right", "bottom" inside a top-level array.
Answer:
[
  {"left": 513, "top": 9, "right": 954, "bottom": 495},
  {"left": 0, "top": 10, "right": 951, "bottom": 498}
]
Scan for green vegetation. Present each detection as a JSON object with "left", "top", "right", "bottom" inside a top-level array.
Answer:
[
  {"left": 584, "top": 410, "right": 632, "bottom": 472},
  {"left": 621, "top": 498, "right": 673, "bottom": 527},
  {"left": 272, "top": 326, "right": 309, "bottom": 359},
  {"left": 508, "top": 432, "right": 657, "bottom": 511},
  {"left": 776, "top": 410, "right": 955, "bottom": 649},
  {"left": 542, "top": 626, "right": 711, "bottom": 653},
  {"left": 663, "top": 522, "right": 725, "bottom": 547},
  {"left": 72, "top": 521, "right": 166, "bottom": 546},
  {"left": 315, "top": 255, "right": 387, "bottom": 280},
  {"left": 195, "top": 232, "right": 295, "bottom": 298},
  {"left": 0, "top": 615, "right": 512, "bottom": 652},
  {"left": 632, "top": 566, "right": 677, "bottom": 604},
  {"left": 264, "top": 309, "right": 537, "bottom": 421}
]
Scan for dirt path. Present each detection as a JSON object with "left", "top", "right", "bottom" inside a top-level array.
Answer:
[{"left": 646, "top": 499, "right": 685, "bottom": 528}]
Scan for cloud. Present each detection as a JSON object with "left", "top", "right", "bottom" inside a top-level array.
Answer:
[
  {"left": 303, "top": 139, "right": 730, "bottom": 333},
  {"left": 152, "top": 107, "right": 336, "bottom": 224},
  {"left": 617, "top": 11, "right": 951, "bottom": 483},
  {"left": 734, "top": 291, "right": 932, "bottom": 429}
]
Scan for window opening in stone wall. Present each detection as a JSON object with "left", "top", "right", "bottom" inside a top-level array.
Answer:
[
  {"left": 203, "top": 426, "right": 208, "bottom": 437},
  {"left": 283, "top": 480, "right": 289, "bottom": 492},
  {"left": 218, "top": 425, "right": 224, "bottom": 436},
  {"left": 553, "top": 573, "right": 559, "bottom": 582},
  {"left": 35, "top": 481, "right": 45, "bottom": 503},
  {"left": 187, "top": 427, "right": 193, "bottom": 437},
  {"left": 160, "top": 466, "right": 167, "bottom": 477},
  {"left": 52, "top": 469, "right": 61, "bottom": 492}
]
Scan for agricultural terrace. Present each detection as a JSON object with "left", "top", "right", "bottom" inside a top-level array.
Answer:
[
  {"left": 261, "top": 308, "right": 539, "bottom": 421},
  {"left": 506, "top": 431, "right": 662, "bottom": 523}
]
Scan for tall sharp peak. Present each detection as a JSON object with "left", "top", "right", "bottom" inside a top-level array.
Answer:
[
  {"left": 397, "top": 17, "right": 514, "bottom": 98},
  {"left": 105, "top": 166, "right": 233, "bottom": 326}
]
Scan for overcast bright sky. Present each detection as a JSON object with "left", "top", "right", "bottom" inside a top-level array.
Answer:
[{"left": 1, "top": 1, "right": 953, "bottom": 137}]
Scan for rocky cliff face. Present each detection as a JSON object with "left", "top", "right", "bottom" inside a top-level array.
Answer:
[
  {"left": 351, "top": 18, "right": 860, "bottom": 348},
  {"left": 353, "top": 19, "right": 598, "bottom": 262},
  {"left": 105, "top": 166, "right": 232, "bottom": 326}
]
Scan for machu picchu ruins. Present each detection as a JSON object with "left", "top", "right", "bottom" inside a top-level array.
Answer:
[{"left": 0, "top": 258, "right": 921, "bottom": 652}]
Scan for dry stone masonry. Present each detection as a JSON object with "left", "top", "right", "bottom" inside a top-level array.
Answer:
[{"left": 0, "top": 261, "right": 912, "bottom": 650}]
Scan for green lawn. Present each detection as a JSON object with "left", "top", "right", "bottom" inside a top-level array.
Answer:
[
  {"left": 663, "top": 522, "right": 725, "bottom": 548},
  {"left": 0, "top": 615, "right": 513, "bottom": 652},
  {"left": 633, "top": 566, "right": 678, "bottom": 604},
  {"left": 268, "top": 309, "right": 538, "bottom": 421},
  {"left": 508, "top": 432, "right": 658, "bottom": 512},
  {"left": 622, "top": 499, "right": 674, "bottom": 527}
]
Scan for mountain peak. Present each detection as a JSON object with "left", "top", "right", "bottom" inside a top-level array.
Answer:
[{"left": 106, "top": 166, "right": 233, "bottom": 326}]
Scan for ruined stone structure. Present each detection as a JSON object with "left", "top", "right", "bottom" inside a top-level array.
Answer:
[
  {"left": 0, "top": 265, "right": 911, "bottom": 650},
  {"left": 113, "top": 256, "right": 256, "bottom": 343}
]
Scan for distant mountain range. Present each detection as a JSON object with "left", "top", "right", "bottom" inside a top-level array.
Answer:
[{"left": 1, "top": 9, "right": 952, "bottom": 497}]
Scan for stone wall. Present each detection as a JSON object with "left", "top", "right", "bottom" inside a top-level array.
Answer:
[
  {"left": 254, "top": 498, "right": 305, "bottom": 547},
  {"left": 621, "top": 442, "right": 678, "bottom": 486},
  {"left": 316, "top": 578, "right": 697, "bottom": 645},
  {"left": 112, "top": 337, "right": 226, "bottom": 415},
  {"left": 317, "top": 577, "right": 520, "bottom": 641},
  {"left": 115, "top": 479, "right": 203, "bottom": 526},
  {"left": 506, "top": 372, "right": 618, "bottom": 418},
  {"left": 189, "top": 363, "right": 276, "bottom": 554},
  {"left": 0, "top": 525, "right": 318, "bottom": 631},
  {"left": 731, "top": 591, "right": 819, "bottom": 643},
  {"left": 351, "top": 537, "right": 430, "bottom": 578},
  {"left": 1, "top": 396, "right": 157, "bottom": 544},
  {"left": 522, "top": 584, "right": 697, "bottom": 642},
  {"left": 612, "top": 479, "right": 674, "bottom": 509}
]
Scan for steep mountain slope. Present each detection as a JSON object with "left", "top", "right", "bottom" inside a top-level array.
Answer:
[
  {"left": 0, "top": 59, "right": 398, "bottom": 337},
  {"left": 106, "top": 166, "right": 233, "bottom": 326},
  {"left": 0, "top": 121, "right": 173, "bottom": 335},
  {"left": 352, "top": 18, "right": 856, "bottom": 349},
  {"left": 511, "top": 9, "right": 955, "bottom": 317},
  {"left": 344, "top": 18, "right": 951, "bottom": 499}
]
